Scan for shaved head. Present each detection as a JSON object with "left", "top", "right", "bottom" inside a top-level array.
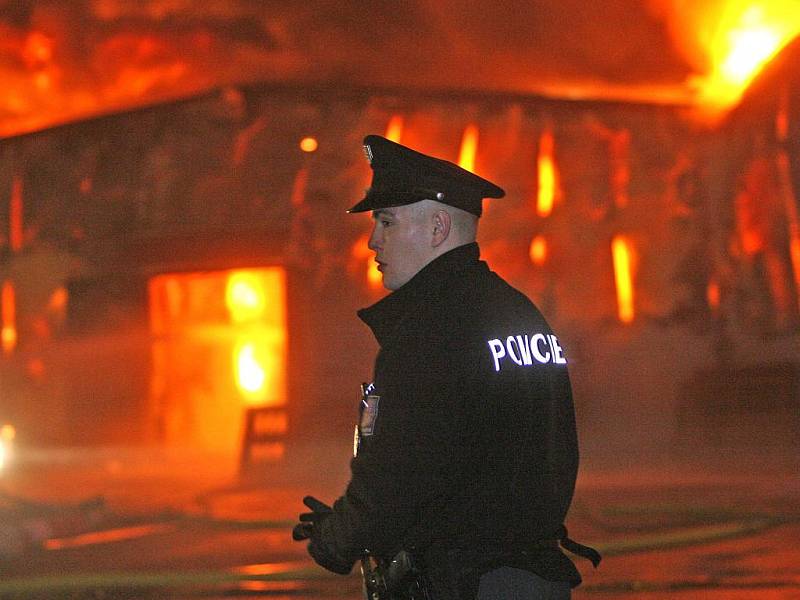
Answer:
[
  {"left": 414, "top": 199, "right": 478, "bottom": 249},
  {"left": 367, "top": 198, "right": 481, "bottom": 290}
]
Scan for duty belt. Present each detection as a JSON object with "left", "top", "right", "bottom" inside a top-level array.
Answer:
[{"left": 557, "top": 525, "right": 602, "bottom": 567}]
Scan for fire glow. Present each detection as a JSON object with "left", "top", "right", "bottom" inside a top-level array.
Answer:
[
  {"left": 148, "top": 268, "right": 287, "bottom": 453},
  {"left": 226, "top": 272, "right": 267, "bottom": 324},
  {"left": 352, "top": 234, "right": 382, "bottom": 289},
  {"left": 385, "top": 115, "right": 404, "bottom": 143},
  {"left": 234, "top": 342, "right": 268, "bottom": 403},
  {"left": 1, "top": 281, "right": 17, "bottom": 354},
  {"left": 536, "top": 128, "right": 559, "bottom": 218},
  {"left": 458, "top": 124, "right": 479, "bottom": 173},
  {"left": 529, "top": 235, "right": 548, "bottom": 266},
  {"left": 1, "top": 4, "right": 798, "bottom": 139},
  {"left": 686, "top": 1, "right": 800, "bottom": 108},
  {"left": 611, "top": 236, "right": 635, "bottom": 324},
  {"left": 225, "top": 270, "right": 287, "bottom": 406}
]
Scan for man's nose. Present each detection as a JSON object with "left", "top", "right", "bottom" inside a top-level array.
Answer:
[{"left": 367, "top": 226, "right": 381, "bottom": 251}]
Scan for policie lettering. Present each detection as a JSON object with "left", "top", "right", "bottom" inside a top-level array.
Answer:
[{"left": 487, "top": 334, "right": 566, "bottom": 372}]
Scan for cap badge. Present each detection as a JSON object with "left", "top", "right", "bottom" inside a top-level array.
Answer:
[{"left": 363, "top": 144, "right": 374, "bottom": 164}]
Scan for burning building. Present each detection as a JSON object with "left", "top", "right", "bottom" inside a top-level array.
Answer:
[{"left": 0, "top": 1, "right": 798, "bottom": 469}]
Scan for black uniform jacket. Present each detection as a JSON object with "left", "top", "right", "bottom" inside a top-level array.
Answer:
[{"left": 314, "top": 242, "right": 581, "bottom": 587}]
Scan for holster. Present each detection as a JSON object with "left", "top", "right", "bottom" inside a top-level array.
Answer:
[{"left": 362, "top": 550, "right": 433, "bottom": 600}]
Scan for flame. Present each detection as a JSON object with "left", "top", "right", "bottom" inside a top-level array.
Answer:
[
  {"left": 3, "top": 4, "right": 799, "bottom": 136},
  {"left": 226, "top": 272, "right": 267, "bottom": 323},
  {"left": 458, "top": 124, "right": 479, "bottom": 173},
  {"left": 707, "top": 279, "right": 721, "bottom": 312},
  {"left": 683, "top": 2, "right": 800, "bottom": 108},
  {"left": 536, "top": 128, "right": 559, "bottom": 217},
  {"left": 611, "top": 236, "right": 635, "bottom": 323},
  {"left": 234, "top": 341, "right": 268, "bottom": 404},
  {"left": 148, "top": 268, "right": 287, "bottom": 451},
  {"left": 384, "top": 115, "right": 404, "bottom": 142},
  {"left": 1, "top": 281, "right": 17, "bottom": 354},
  {"left": 226, "top": 270, "right": 287, "bottom": 406},
  {"left": 529, "top": 235, "right": 548, "bottom": 266}
]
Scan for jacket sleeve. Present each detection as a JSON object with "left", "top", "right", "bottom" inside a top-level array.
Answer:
[{"left": 314, "top": 329, "right": 473, "bottom": 561}]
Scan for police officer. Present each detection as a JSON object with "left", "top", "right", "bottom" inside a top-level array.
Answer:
[{"left": 293, "top": 135, "right": 599, "bottom": 599}]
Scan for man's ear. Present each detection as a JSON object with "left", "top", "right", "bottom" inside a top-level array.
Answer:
[{"left": 432, "top": 210, "right": 451, "bottom": 247}]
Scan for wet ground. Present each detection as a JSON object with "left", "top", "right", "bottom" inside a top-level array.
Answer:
[{"left": 0, "top": 441, "right": 798, "bottom": 599}]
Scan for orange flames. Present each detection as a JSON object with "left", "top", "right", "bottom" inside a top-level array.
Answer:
[
  {"left": 611, "top": 236, "right": 635, "bottom": 323},
  {"left": 663, "top": 1, "right": 800, "bottom": 109},
  {"left": 225, "top": 270, "right": 287, "bottom": 407},
  {"left": 536, "top": 128, "right": 559, "bottom": 217},
  {"left": 1, "top": 3, "right": 798, "bottom": 137},
  {"left": 458, "top": 124, "right": 479, "bottom": 173},
  {"left": 385, "top": 115, "right": 404, "bottom": 143},
  {"left": 148, "top": 268, "right": 287, "bottom": 453},
  {"left": 233, "top": 342, "right": 268, "bottom": 402},
  {"left": 1, "top": 281, "right": 17, "bottom": 354}
]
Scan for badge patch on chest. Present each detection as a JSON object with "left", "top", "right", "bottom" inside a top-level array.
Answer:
[{"left": 359, "top": 395, "right": 380, "bottom": 436}]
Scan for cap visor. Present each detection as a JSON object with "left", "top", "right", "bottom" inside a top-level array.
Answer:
[{"left": 347, "top": 190, "right": 430, "bottom": 213}]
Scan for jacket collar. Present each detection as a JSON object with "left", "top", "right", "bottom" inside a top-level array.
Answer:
[{"left": 358, "top": 242, "right": 482, "bottom": 346}]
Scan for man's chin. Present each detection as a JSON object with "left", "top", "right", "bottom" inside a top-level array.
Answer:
[
  {"left": 382, "top": 275, "right": 401, "bottom": 291},
  {"left": 381, "top": 269, "right": 417, "bottom": 291}
]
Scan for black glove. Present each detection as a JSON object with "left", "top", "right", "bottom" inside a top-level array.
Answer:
[
  {"left": 308, "top": 535, "right": 355, "bottom": 575},
  {"left": 292, "top": 495, "right": 332, "bottom": 541},
  {"left": 292, "top": 495, "right": 354, "bottom": 575}
]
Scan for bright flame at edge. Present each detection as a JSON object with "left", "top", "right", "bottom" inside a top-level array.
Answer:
[
  {"left": 226, "top": 272, "right": 266, "bottom": 323},
  {"left": 384, "top": 115, "right": 404, "bottom": 143},
  {"left": 611, "top": 236, "right": 635, "bottom": 324},
  {"left": 458, "top": 124, "right": 479, "bottom": 173},
  {"left": 692, "top": 3, "right": 800, "bottom": 109},
  {"left": 536, "top": 129, "right": 558, "bottom": 217},
  {"left": 235, "top": 342, "right": 268, "bottom": 402}
]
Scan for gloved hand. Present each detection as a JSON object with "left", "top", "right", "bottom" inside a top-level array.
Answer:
[
  {"left": 292, "top": 495, "right": 354, "bottom": 575},
  {"left": 308, "top": 536, "right": 355, "bottom": 575},
  {"left": 292, "top": 495, "right": 332, "bottom": 541}
]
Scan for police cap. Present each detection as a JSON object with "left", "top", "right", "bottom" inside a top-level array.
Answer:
[{"left": 347, "top": 135, "right": 505, "bottom": 217}]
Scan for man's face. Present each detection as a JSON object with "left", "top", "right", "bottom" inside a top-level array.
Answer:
[{"left": 368, "top": 204, "right": 434, "bottom": 291}]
